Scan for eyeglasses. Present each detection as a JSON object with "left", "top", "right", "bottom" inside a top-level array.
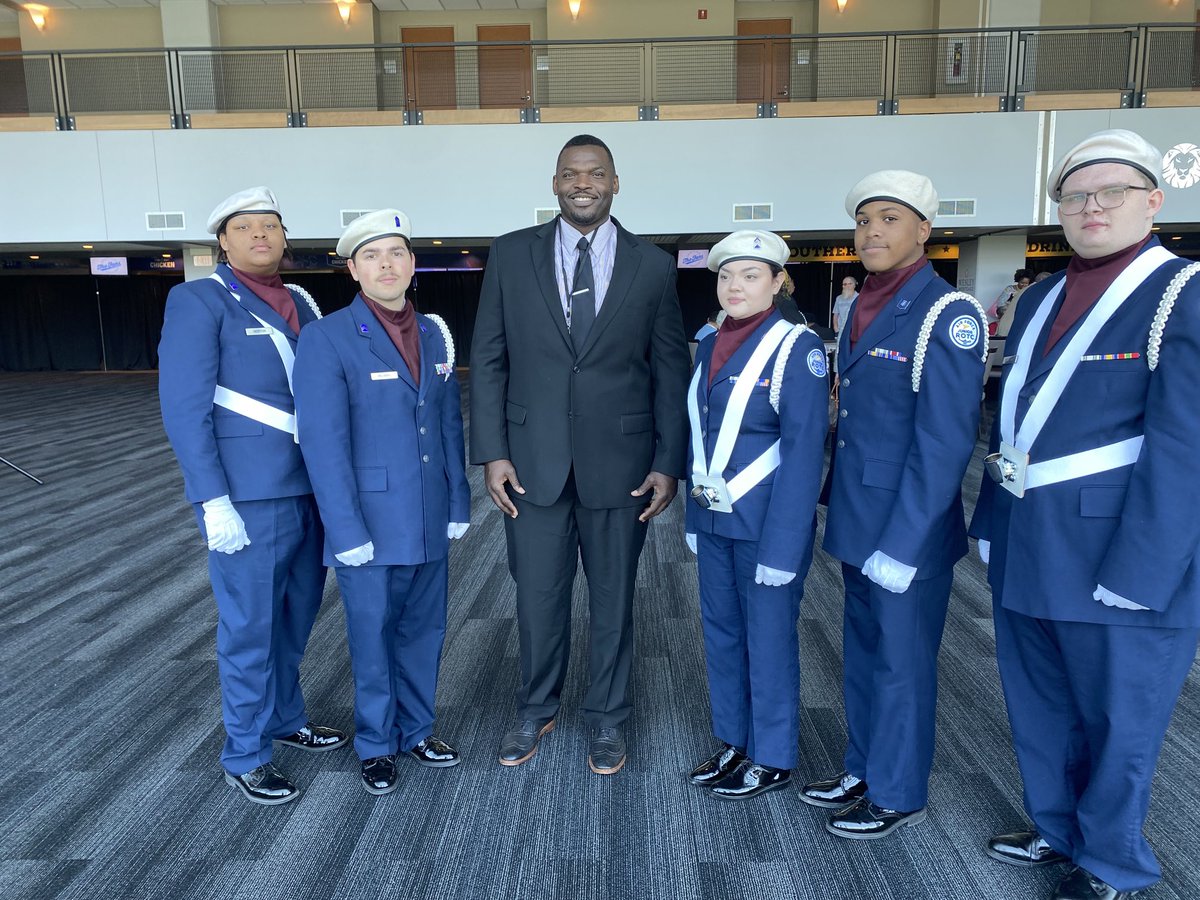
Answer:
[{"left": 1057, "top": 184, "right": 1150, "bottom": 216}]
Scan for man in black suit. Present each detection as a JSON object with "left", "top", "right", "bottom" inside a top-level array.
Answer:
[{"left": 470, "top": 134, "right": 691, "bottom": 775}]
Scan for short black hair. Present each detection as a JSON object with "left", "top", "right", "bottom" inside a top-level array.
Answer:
[{"left": 558, "top": 134, "right": 615, "bottom": 170}]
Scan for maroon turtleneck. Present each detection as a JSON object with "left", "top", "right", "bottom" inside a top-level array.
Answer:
[
  {"left": 709, "top": 306, "right": 775, "bottom": 386},
  {"left": 230, "top": 266, "right": 300, "bottom": 336},
  {"left": 850, "top": 257, "right": 928, "bottom": 349},
  {"left": 365, "top": 294, "right": 421, "bottom": 385},
  {"left": 1043, "top": 234, "right": 1153, "bottom": 355}
]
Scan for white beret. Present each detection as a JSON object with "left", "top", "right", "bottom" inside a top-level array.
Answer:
[
  {"left": 206, "top": 186, "right": 281, "bottom": 234},
  {"left": 337, "top": 208, "right": 413, "bottom": 259},
  {"left": 845, "top": 170, "right": 938, "bottom": 222},
  {"left": 708, "top": 230, "right": 790, "bottom": 272},
  {"left": 1046, "top": 128, "right": 1161, "bottom": 201}
]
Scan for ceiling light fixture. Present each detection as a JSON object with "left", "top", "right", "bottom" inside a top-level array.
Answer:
[
  {"left": 336, "top": 0, "right": 354, "bottom": 27},
  {"left": 836, "top": 0, "right": 848, "bottom": 12},
  {"left": 568, "top": 0, "right": 582, "bottom": 21},
  {"left": 25, "top": 5, "right": 47, "bottom": 32}
]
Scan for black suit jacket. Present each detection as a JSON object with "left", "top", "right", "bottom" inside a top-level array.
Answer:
[{"left": 470, "top": 216, "right": 691, "bottom": 509}]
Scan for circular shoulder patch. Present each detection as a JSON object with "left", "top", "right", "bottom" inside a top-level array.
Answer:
[
  {"left": 948, "top": 314, "right": 980, "bottom": 350},
  {"left": 806, "top": 347, "right": 828, "bottom": 378}
]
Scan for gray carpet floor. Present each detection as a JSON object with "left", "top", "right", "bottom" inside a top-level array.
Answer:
[{"left": 0, "top": 371, "right": 1196, "bottom": 900}]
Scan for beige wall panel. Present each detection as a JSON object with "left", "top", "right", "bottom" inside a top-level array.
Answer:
[
  {"left": 378, "top": 11, "right": 547, "bottom": 43},
  {"left": 18, "top": 8, "right": 163, "bottom": 52},
  {"left": 816, "top": 0, "right": 935, "bottom": 34},
  {"left": 1089, "top": 0, "right": 1195, "bottom": 24},
  {"left": 735, "top": 2, "right": 817, "bottom": 34},
  {"left": 217, "top": 5, "right": 376, "bottom": 47},
  {"left": 1039, "top": 0, "right": 1093, "bottom": 26},
  {"left": 547, "top": 0, "right": 736, "bottom": 40}
]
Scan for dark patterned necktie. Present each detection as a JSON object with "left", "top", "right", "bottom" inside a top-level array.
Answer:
[{"left": 571, "top": 236, "right": 595, "bottom": 352}]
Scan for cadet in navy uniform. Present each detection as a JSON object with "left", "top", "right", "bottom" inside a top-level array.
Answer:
[
  {"left": 293, "top": 210, "right": 470, "bottom": 796},
  {"left": 803, "top": 172, "right": 987, "bottom": 837},
  {"left": 683, "top": 231, "right": 828, "bottom": 800},
  {"left": 159, "top": 187, "right": 347, "bottom": 806},
  {"left": 971, "top": 130, "right": 1200, "bottom": 900}
]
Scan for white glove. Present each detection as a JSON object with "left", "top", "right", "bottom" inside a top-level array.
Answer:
[
  {"left": 978, "top": 539, "right": 990, "bottom": 565},
  {"left": 447, "top": 522, "right": 469, "bottom": 540},
  {"left": 862, "top": 550, "right": 917, "bottom": 594},
  {"left": 1094, "top": 584, "right": 1149, "bottom": 611},
  {"left": 202, "top": 495, "right": 251, "bottom": 554},
  {"left": 755, "top": 564, "right": 796, "bottom": 587},
  {"left": 686, "top": 533, "right": 697, "bottom": 555},
  {"left": 335, "top": 541, "right": 375, "bottom": 567}
]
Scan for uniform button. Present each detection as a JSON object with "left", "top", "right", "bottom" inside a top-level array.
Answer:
[
  {"left": 422, "top": 454, "right": 430, "bottom": 463},
  {"left": 419, "top": 426, "right": 427, "bottom": 435},
  {"left": 418, "top": 400, "right": 425, "bottom": 407},
  {"left": 702, "top": 405, "right": 708, "bottom": 414},
  {"left": 572, "top": 365, "right": 580, "bottom": 373},
  {"left": 841, "top": 377, "right": 850, "bottom": 387},
  {"left": 701, "top": 430, "right": 707, "bottom": 438},
  {"left": 840, "top": 409, "right": 848, "bottom": 418},
  {"left": 837, "top": 439, "right": 845, "bottom": 449}
]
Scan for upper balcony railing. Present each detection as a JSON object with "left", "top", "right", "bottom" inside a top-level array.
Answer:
[{"left": 1, "top": 23, "right": 1197, "bottom": 131}]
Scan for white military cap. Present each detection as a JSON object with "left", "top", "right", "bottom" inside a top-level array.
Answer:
[
  {"left": 845, "top": 170, "right": 938, "bottom": 222},
  {"left": 336, "top": 208, "right": 413, "bottom": 259},
  {"left": 1046, "top": 128, "right": 1161, "bottom": 201},
  {"left": 206, "top": 186, "right": 281, "bottom": 234},
  {"left": 707, "top": 230, "right": 790, "bottom": 271}
]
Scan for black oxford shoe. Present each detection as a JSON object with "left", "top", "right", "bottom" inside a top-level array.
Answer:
[
  {"left": 710, "top": 760, "right": 791, "bottom": 800},
  {"left": 799, "top": 771, "right": 868, "bottom": 809},
  {"left": 224, "top": 763, "right": 300, "bottom": 805},
  {"left": 406, "top": 736, "right": 461, "bottom": 768},
  {"left": 588, "top": 726, "right": 626, "bottom": 775},
  {"left": 986, "top": 830, "right": 1069, "bottom": 868},
  {"left": 1053, "top": 865, "right": 1138, "bottom": 899},
  {"left": 498, "top": 718, "right": 555, "bottom": 766},
  {"left": 826, "top": 797, "right": 927, "bottom": 840},
  {"left": 276, "top": 723, "right": 349, "bottom": 753},
  {"left": 361, "top": 755, "right": 399, "bottom": 795},
  {"left": 688, "top": 743, "right": 746, "bottom": 786}
]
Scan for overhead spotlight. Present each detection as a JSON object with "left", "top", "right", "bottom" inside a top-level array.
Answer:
[
  {"left": 82, "top": 244, "right": 93, "bottom": 249},
  {"left": 461, "top": 249, "right": 470, "bottom": 254},
  {"left": 432, "top": 240, "right": 444, "bottom": 245},
  {"left": 29, "top": 255, "right": 40, "bottom": 260},
  {"left": 568, "top": 0, "right": 582, "bottom": 21},
  {"left": 336, "top": 0, "right": 354, "bottom": 26}
]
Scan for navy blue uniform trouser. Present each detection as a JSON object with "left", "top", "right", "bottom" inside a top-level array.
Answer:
[
  {"left": 995, "top": 605, "right": 1198, "bottom": 892},
  {"left": 204, "top": 494, "right": 326, "bottom": 776},
  {"left": 335, "top": 558, "right": 449, "bottom": 761},
  {"left": 841, "top": 563, "right": 952, "bottom": 812}
]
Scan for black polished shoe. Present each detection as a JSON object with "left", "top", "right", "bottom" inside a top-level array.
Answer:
[
  {"left": 361, "top": 755, "right": 399, "bottom": 795},
  {"left": 498, "top": 718, "right": 555, "bottom": 767},
  {"left": 986, "top": 830, "right": 1069, "bottom": 868},
  {"left": 710, "top": 759, "right": 791, "bottom": 800},
  {"left": 406, "top": 736, "right": 461, "bottom": 768},
  {"left": 588, "top": 726, "right": 626, "bottom": 775},
  {"left": 688, "top": 743, "right": 746, "bottom": 786},
  {"left": 1053, "top": 865, "right": 1138, "bottom": 900},
  {"left": 276, "top": 722, "right": 349, "bottom": 753},
  {"left": 799, "top": 771, "right": 868, "bottom": 809},
  {"left": 826, "top": 796, "right": 927, "bottom": 840},
  {"left": 224, "top": 763, "right": 300, "bottom": 805}
]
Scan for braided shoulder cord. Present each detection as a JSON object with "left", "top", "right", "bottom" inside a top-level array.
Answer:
[
  {"left": 911, "top": 291, "right": 988, "bottom": 392},
  {"left": 1147, "top": 261, "right": 1200, "bottom": 372},
  {"left": 768, "top": 324, "right": 812, "bottom": 414}
]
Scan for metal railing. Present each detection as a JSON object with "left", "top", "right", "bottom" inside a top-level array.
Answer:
[{"left": 0, "top": 23, "right": 1195, "bottom": 128}]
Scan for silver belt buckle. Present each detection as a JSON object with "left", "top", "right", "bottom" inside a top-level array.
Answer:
[
  {"left": 690, "top": 475, "right": 733, "bottom": 513},
  {"left": 984, "top": 440, "right": 1029, "bottom": 498}
]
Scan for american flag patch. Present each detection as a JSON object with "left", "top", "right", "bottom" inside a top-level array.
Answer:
[
  {"left": 868, "top": 348, "right": 909, "bottom": 363},
  {"left": 1080, "top": 352, "right": 1140, "bottom": 362}
]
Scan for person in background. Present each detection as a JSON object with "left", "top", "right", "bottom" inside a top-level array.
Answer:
[{"left": 832, "top": 276, "right": 859, "bottom": 335}]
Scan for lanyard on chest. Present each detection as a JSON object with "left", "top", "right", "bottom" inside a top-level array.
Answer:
[{"left": 688, "top": 319, "right": 791, "bottom": 512}]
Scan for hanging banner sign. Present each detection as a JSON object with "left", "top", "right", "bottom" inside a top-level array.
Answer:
[{"left": 90, "top": 257, "right": 129, "bottom": 275}]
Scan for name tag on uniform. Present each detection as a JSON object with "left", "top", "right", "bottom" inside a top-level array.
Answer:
[
  {"left": 245, "top": 327, "right": 272, "bottom": 336},
  {"left": 370, "top": 371, "right": 399, "bottom": 381}
]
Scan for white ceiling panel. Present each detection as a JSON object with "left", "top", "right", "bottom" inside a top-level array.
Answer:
[
  {"left": 399, "top": 0, "right": 453, "bottom": 8},
  {"left": 478, "top": 0, "right": 520, "bottom": 7},
  {"left": 440, "top": 0, "right": 484, "bottom": 9}
]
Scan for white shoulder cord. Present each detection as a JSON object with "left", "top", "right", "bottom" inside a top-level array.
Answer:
[
  {"left": 768, "top": 323, "right": 811, "bottom": 413},
  {"left": 911, "top": 291, "right": 988, "bottom": 392},
  {"left": 424, "top": 313, "right": 456, "bottom": 370},
  {"left": 284, "top": 283, "right": 323, "bottom": 319},
  {"left": 1147, "top": 261, "right": 1200, "bottom": 371}
]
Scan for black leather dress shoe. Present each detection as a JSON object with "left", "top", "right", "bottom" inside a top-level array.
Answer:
[
  {"left": 498, "top": 718, "right": 555, "bottom": 766},
  {"left": 406, "top": 736, "right": 461, "bottom": 768},
  {"left": 826, "top": 797, "right": 927, "bottom": 840},
  {"left": 224, "top": 763, "right": 300, "bottom": 805},
  {"left": 986, "top": 830, "right": 1069, "bottom": 868},
  {"left": 1053, "top": 865, "right": 1138, "bottom": 899},
  {"left": 710, "top": 760, "right": 791, "bottom": 800},
  {"left": 799, "top": 771, "right": 868, "bottom": 809},
  {"left": 588, "top": 726, "right": 626, "bottom": 775},
  {"left": 688, "top": 743, "right": 746, "bottom": 786},
  {"left": 361, "top": 755, "right": 399, "bottom": 795},
  {"left": 276, "top": 723, "right": 349, "bottom": 753}
]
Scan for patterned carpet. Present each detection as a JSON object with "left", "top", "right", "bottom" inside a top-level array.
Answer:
[{"left": 0, "top": 372, "right": 1196, "bottom": 900}]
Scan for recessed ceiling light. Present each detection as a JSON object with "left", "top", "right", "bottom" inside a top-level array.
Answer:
[
  {"left": 461, "top": 249, "right": 469, "bottom": 254},
  {"left": 780, "top": 234, "right": 791, "bottom": 239},
  {"left": 432, "top": 240, "right": 444, "bottom": 246},
  {"left": 161, "top": 253, "right": 172, "bottom": 259},
  {"left": 1151, "top": 226, "right": 1161, "bottom": 232},
  {"left": 82, "top": 244, "right": 93, "bottom": 249},
  {"left": 1171, "top": 235, "right": 1182, "bottom": 241},
  {"left": 29, "top": 255, "right": 39, "bottom": 260},
  {"left": 943, "top": 230, "right": 954, "bottom": 235}
]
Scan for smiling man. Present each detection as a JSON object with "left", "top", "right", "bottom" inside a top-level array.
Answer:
[
  {"left": 804, "top": 170, "right": 986, "bottom": 839},
  {"left": 470, "top": 134, "right": 691, "bottom": 775},
  {"left": 970, "top": 129, "right": 1200, "bottom": 900},
  {"left": 293, "top": 209, "right": 470, "bottom": 796}
]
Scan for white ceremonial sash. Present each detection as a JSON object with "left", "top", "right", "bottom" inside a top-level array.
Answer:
[
  {"left": 213, "top": 385, "right": 298, "bottom": 438},
  {"left": 688, "top": 320, "right": 791, "bottom": 512}
]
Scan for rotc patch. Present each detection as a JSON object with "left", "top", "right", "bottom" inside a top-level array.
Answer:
[
  {"left": 806, "top": 348, "right": 828, "bottom": 378},
  {"left": 948, "top": 315, "right": 980, "bottom": 350}
]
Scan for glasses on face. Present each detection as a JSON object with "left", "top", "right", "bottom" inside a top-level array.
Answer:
[{"left": 1057, "top": 184, "right": 1150, "bottom": 216}]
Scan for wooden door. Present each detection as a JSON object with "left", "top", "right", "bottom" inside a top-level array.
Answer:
[
  {"left": 736, "top": 18, "right": 792, "bottom": 103},
  {"left": 477, "top": 24, "right": 531, "bottom": 108},
  {"left": 402, "top": 26, "right": 457, "bottom": 111}
]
